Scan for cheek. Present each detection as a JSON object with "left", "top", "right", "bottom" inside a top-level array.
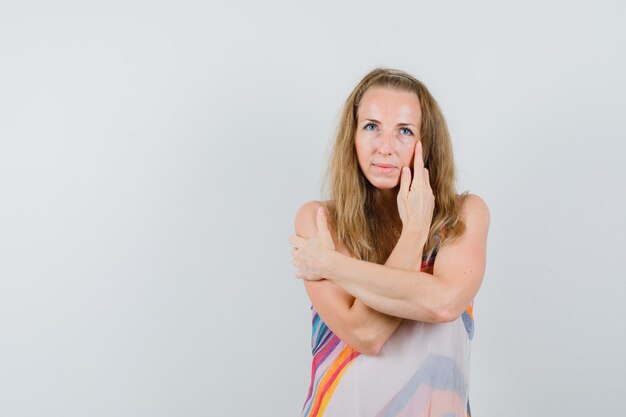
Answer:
[
  {"left": 355, "top": 149, "right": 368, "bottom": 170},
  {"left": 354, "top": 136, "right": 370, "bottom": 159},
  {"left": 401, "top": 144, "right": 416, "bottom": 165}
]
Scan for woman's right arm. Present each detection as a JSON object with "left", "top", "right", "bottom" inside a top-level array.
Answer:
[{"left": 295, "top": 200, "right": 425, "bottom": 355}]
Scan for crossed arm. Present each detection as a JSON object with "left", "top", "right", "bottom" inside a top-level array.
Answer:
[
  {"left": 295, "top": 195, "right": 490, "bottom": 355},
  {"left": 297, "top": 201, "right": 426, "bottom": 355}
]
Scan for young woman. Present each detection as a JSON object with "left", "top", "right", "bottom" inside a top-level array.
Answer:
[{"left": 289, "top": 68, "right": 490, "bottom": 417}]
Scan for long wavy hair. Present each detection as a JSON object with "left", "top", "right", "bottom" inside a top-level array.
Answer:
[{"left": 321, "top": 67, "right": 469, "bottom": 265}]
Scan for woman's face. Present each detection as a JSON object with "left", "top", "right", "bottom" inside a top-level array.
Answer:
[{"left": 354, "top": 87, "right": 422, "bottom": 194}]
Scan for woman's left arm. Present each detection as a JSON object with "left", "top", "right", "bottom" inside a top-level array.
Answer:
[{"left": 295, "top": 195, "right": 490, "bottom": 323}]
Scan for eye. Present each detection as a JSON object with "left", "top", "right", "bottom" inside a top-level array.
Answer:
[
  {"left": 364, "top": 123, "right": 378, "bottom": 131},
  {"left": 400, "top": 127, "right": 414, "bottom": 136}
]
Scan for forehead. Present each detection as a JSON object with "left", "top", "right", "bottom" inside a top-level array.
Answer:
[{"left": 357, "top": 87, "right": 421, "bottom": 122}]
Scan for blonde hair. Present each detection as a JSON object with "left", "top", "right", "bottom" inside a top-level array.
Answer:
[{"left": 321, "top": 67, "right": 468, "bottom": 264}]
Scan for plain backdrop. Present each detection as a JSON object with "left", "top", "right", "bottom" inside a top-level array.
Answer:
[{"left": 1, "top": 0, "right": 625, "bottom": 416}]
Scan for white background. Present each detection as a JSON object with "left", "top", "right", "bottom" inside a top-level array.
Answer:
[{"left": 1, "top": 1, "right": 625, "bottom": 416}]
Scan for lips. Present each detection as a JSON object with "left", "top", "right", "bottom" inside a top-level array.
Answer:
[{"left": 372, "top": 163, "right": 397, "bottom": 174}]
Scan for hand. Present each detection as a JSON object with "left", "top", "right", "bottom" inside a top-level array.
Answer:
[
  {"left": 289, "top": 207, "right": 336, "bottom": 281},
  {"left": 397, "top": 140, "right": 435, "bottom": 239}
]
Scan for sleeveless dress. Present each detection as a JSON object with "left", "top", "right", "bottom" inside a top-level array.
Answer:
[{"left": 301, "top": 244, "right": 475, "bottom": 417}]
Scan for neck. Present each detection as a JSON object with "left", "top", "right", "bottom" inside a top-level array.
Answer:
[
  {"left": 377, "top": 188, "right": 398, "bottom": 206},
  {"left": 374, "top": 187, "right": 399, "bottom": 212}
]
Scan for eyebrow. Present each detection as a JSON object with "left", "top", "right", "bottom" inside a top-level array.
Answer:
[{"left": 363, "top": 118, "right": 416, "bottom": 127}]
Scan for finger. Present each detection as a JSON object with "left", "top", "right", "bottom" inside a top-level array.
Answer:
[
  {"left": 413, "top": 140, "right": 424, "bottom": 170},
  {"left": 399, "top": 166, "right": 410, "bottom": 196},
  {"left": 316, "top": 207, "right": 330, "bottom": 237},
  {"left": 410, "top": 141, "right": 424, "bottom": 191},
  {"left": 289, "top": 235, "right": 305, "bottom": 247},
  {"left": 424, "top": 169, "right": 435, "bottom": 197},
  {"left": 424, "top": 168, "right": 435, "bottom": 194},
  {"left": 291, "top": 248, "right": 297, "bottom": 256}
]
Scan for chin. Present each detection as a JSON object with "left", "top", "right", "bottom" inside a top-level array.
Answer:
[{"left": 367, "top": 178, "right": 399, "bottom": 191}]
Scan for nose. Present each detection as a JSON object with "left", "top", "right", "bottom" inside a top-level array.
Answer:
[{"left": 377, "top": 130, "right": 394, "bottom": 155}]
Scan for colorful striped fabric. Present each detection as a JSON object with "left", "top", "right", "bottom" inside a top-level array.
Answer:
[{"left": 301, "top": 246, "right": 475, "bottom": 417}]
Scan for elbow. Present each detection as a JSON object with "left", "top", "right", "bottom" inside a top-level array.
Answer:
[
  {"left": 363, "top": 336, "right": 385, "bottom": 355},
  {"left": 409, "top": 302, "right": 447, "bottom": 324},
  {"left": 356, "top": 339, "right": 383, "bottom": 356},
  {"left": 435, "top": 308, "right": 457, "bottom": 323},
  {"left": 351, "top": 327, "right": 384, "bottom": 356},
  {"left": 432, "top": 287, "right": 466, "bottom": 323},
  {"left": 435, "top": 302, "right": 465, "bottom": 323},
  {"left": 352, "top": 344, "right": 380, "bottom": 356}
]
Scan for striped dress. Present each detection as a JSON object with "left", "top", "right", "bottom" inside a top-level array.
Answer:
[{"left": 301, "top": 245, "right": 475, "bottom": 417}]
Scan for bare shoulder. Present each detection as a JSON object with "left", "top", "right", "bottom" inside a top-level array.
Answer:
[
  {"left": 442, "top": 194, "right": 490, "bottom": 248},
  {"left": 459, "top": 193, "right": 490, "bottom": 226},
  {"left": 294, "top": 200, "right": 329, "bottom": 239}
]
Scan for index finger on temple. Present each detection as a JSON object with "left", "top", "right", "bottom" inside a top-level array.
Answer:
[{"left": 413, "top": 140, "right": 424, "bottom": 170}]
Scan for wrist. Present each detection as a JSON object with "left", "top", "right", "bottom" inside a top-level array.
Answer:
[
  {"left": 323, "top": 250, "right": 344, "bottom": 281},
  {"left": 400, "top": 228, "right": 427, "bottom": 245}
]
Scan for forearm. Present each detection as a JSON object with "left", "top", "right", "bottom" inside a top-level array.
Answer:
[
  {"left": 385, "top": 230, "right": 425, "bottom": 270},
  {"left": 328, "top": 248, "right": 449, "bottom": 323},
  {"left": 348, "top": 231, "right": 424, "bottom": 351}
]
